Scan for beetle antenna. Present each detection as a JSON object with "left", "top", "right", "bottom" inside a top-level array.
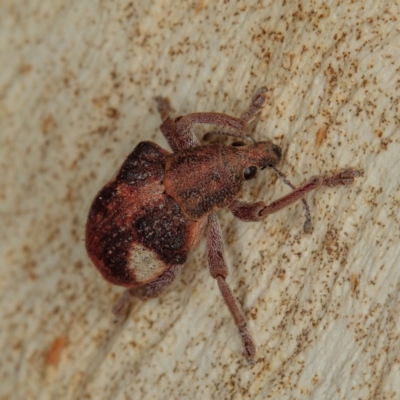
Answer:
[{"left": 271, "top": 167, "right": 313, "bottom": 233}]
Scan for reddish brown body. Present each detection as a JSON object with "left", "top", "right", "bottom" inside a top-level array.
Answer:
[
  {"left": 86, "top": 139, "right": 280, "bottom": 287},
  {"left": 86, "top": 141, "right": 205, "bottom": 288},
  {"left": 85, "top": 88, "right": 360, "bottom": 363}
]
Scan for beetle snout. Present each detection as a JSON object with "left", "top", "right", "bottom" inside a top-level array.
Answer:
[{"left": 272, "top": 144, "right": 282, "bottom": 160}]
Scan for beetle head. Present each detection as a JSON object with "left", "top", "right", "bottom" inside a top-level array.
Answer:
[
  {"left": 164, "top": 140, "right": 283, "bottom": 220},
  {"left": 223, "top": 140, "right": 282, "bottom": 181}
]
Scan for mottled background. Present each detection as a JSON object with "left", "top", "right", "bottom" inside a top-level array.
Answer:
[{"left": 1, "top": 1, "right": 399, "bottom": 399}]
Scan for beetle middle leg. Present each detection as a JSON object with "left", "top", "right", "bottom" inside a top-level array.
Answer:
[{"left": 206, "top": 213, "right": 256, "bottom": 364}]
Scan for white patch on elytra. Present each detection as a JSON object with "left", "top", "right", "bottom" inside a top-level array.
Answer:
[{"left": 128, "top": 244, "right": 166, "bottom": 283}]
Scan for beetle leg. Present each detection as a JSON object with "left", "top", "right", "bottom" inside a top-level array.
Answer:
[
  {"left": 155, "top": 96, "right": 201, "bottom": 152},
  {"left": 112, "top": 265, "right": 182, "bottom": 324},
  {"left": 157, "top": 109, "right": 248, "bottom": 152},
  {"left": 241, "top": 86, "right": 268, "bottom": 123},
  {"left": 155, "top": 87, "right": 268, "bottom": 152},
  {"left": 154, "top": 96, "right": 173, "bottom": 122},
  {"left": 112, "top": 289, "right": 134, "bottom": 324},
  {"left": 229, "top": 168, "right": 361, "bottom": 223},
  {"left": 131, "top": 264, "right": 182, "bottom": 299},
  {"left": 207, "top": 213, "right": 257, "bottom": 364}
]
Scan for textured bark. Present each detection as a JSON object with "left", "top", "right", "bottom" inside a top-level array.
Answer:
[{"left": 1, "top": 1, "right": 399, "bottom": 399}]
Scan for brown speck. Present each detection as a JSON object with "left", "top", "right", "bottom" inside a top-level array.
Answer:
[
  {"left": 92, "top": 96, "right": 109, "bottom": 108},
  {"left": 45, "top": 336, "right": 67, "bottom": 367},
  {"left": 324, "top": 230, "right": 335, "bottom": 246},
  {"left": 278, "top": 269, "right": 286, "bottom": 281},
  {"left": 264, "top": 51, "right": 272, "bottom": 65},
  {"left": 195, "top": 0, "right": 205, "bottom": 14},
  {"left": 107, "top": 107, "right": 120, "bottom": 119},
  {"left": 380, "top": 138, "right": 389, "bottom": 151},
  {"left": 41, "top": 115, "right": 55, "bottom": 135},
  {"left": 19, "top": 64, "right": 32, "bottom": 74},
  {"left": 315, "top": 127, "right": 327, "bottom": 147},
  {"left": 351, "top": 274, "right": 359, "bottom": 293}
]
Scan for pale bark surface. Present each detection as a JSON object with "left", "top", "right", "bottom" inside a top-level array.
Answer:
[{"left": 1, "top": 1, "right": 399, "bottom": 399}]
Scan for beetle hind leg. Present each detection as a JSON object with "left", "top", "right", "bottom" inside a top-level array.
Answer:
[
  {"left": 155, "top": 96, "right": 173, "bottom": 122},
  {"left": 112, "top": 289, "right": 134, "bottom": 324},
  {"left": 207, "top": 213, "right": 257, "bottom": 364},
  {"left": 112, "top": 264, "right": 182, "bottom": 324},
  {"left": 131, "top": 264, "right": 182, "bottom": 299}
]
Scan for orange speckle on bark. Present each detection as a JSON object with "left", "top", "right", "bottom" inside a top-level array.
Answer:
[
  {"left": 45, "top": 336, "right": 66, "bottom": 367},
  {"left": 315, "top": 127, "right": 327, "bottom": 147}
]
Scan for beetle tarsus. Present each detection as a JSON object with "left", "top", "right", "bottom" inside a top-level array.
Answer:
[
  {"left": 322, "top": 168, "right": 362, "bottom": 187},
  {"left": 155, "top": 96, "right": 173, "bottom": 122},
  {"left": 239, "top": 324, "right": 257, "bottom": 364},
  {"left": 112, "top": 290, "right": 133, "bottom": 324},
  {"left": 241, "top": 86, "right": 268, "bottom": 123}
]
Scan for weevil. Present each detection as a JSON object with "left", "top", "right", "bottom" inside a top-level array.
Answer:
[{"left": 85, "top": 87, "right": 360, "bottom": 364}]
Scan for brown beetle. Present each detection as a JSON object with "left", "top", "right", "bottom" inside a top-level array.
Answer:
[{"left": 85, "top": 88, "right": 360, "bottom": 364}]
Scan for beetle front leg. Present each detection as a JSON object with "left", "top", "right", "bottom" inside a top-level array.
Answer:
[
  {"left": 155, "top": 96, "right": 201, "bottom": 152},
  {"left": 207, "top": 213, "right": 257, "bottom": 364},
  {"left": 229, "top": 168, "right": 361, "bottom": 223},
  {"left": 240, "top": 86, "right": 268, "bottom": 123},
  {"left": 155, "top": 87, "right": 268, "bottom": 152},
  {"left": 155, "top": 105, "right": 247, "bottom": 152}
]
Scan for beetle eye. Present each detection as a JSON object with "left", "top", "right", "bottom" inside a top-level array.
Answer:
[
  {"left": 244, "top": 166, "right": 257, "bottom": 180},
  {"left": 231, "top": 141, "right": 246, "bottom": 147}
]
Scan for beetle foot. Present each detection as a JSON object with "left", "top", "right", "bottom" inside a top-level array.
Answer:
[
  {"left": 239, "top": 325, "right": 257, "bottom": 365},
  {"left": 251, "top": 86, "right": 268, "bottom": 109},
  {"left": 303, "top": 218, "right": 313, "bottom": 234},
  {"left": 322, "top": 168, "right": 362, "bottom": 187},
  {"left": 112, "top": 290, "right": 133, "bottom": 324},
  {"left": 241, "top": 86, "right": 268, "bottom": 123},
  {"left": 155, "top": 96, "right": 173, "bottom": 121}
]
